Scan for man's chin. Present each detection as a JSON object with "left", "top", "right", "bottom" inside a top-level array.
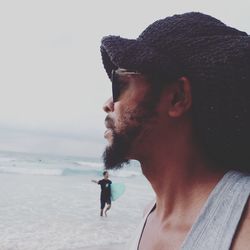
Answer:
[
  {"left": 102, "top": 122, "right": 142, "bottom": 170},
  {"left": 102, "top": 145, "right": 130, "bottom": 170}
]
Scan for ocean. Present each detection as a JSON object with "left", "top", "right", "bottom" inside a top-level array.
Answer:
[{"left": 0, "top": 151, "right": 154, "bottom": 250}]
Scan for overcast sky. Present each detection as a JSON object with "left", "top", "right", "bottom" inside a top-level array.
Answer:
[{"left": 0, "top": 0, "right": 249, "bottom": 158}]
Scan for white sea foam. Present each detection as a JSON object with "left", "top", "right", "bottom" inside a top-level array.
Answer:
[
  {"left": 74, "top": 161, "right": 103, "bottom": 168},
  {"left": 0, "top": 166, "right": 142, "bottom": 178},
  {"left": 109, "top": 169, "right": 142, "bottom": 178},
  {"left": 0, "top": 156, "right": 16, "bottom": 162},
  {"left": 0, "top": 166, "right": 63, "bottom": 176}
]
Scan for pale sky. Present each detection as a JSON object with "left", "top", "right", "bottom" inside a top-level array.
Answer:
[{"left": 0, "top": 0, "right": 249, "bottom": 157}]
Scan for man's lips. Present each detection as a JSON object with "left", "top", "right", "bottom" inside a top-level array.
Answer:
[
  {"left": 104, "top": 129, "right": 112, "bottom": 139},
  {"left": 104, "top": 116, "right": 114, "bottom": 135}
]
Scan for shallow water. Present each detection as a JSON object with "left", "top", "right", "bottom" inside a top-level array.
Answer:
[{"left": 0, "top": 151, "right": 154, "bottom": 250}]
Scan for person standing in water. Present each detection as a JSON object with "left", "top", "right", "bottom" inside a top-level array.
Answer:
[{"left": 92, "top": 171, "right": 112, "bottom": 216}]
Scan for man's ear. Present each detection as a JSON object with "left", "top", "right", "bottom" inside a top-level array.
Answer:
[{"left": 168, "top": 77, "right": 192, "bottom": 117}]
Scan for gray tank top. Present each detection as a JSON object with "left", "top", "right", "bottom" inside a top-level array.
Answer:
[{"left": 126, "top": 170, "right": 250, "bottom": 250}]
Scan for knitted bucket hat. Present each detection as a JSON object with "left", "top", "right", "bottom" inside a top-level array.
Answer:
[{"left": 100, "top": 12, "right": 250, "bottom": 81}]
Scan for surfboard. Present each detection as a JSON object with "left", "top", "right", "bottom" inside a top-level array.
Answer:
[{"left": 111, "top": 183, "right": 126, "bottom": 201}]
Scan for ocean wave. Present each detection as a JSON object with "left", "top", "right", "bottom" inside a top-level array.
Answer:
[
  {"left": 0, "top": 167, "right": 63, "bottom": 176},
  {"left": 0, "top": 157, "right": 16, "bottom": 163},
  {"left": 109, "top": 170, "right": 142, "bottom": 178},
  {"left": 74, "top": 161, "right": 103, "bottom": 168},
  {"left": 0, "top": 166, "right": 102, "bottom": 177},
  {"left": 62, "top": 168, "right": 102, "bottom": 176},
  {"left": 0, "top": 166, "right": 142, "bottom": 178}
]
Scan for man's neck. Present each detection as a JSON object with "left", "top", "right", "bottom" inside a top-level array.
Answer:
[{"left": 139, "top": 142, "right": 225, "bottom": 222}]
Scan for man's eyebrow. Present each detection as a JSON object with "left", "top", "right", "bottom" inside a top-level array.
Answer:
[
  {"left": 116, "top": 74, "right": 132, "bottom": 83},
  {"left": 118, "top": 72, "right": 144, "bottom": 81}
]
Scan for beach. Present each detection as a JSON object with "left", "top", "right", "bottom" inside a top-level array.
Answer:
[
  {"left": 0, "top": 151, "right": 154, "bottom": 250},
  {"left": 84, "top": 243, "right": 125, "bottom": 250}
]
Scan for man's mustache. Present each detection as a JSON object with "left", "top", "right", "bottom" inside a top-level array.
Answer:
[{"left": 105, "top": 116, "right": 115, "bottom": 130}]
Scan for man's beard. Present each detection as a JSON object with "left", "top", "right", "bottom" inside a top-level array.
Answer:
[
  {"left": 102, "top": 121, "right": 142, "bottom": 170},
  {"left": 102, "top": 94, "right": 159, "bottom": 170}
]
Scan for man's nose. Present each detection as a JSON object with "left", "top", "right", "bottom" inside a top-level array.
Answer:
[{"left": 103, "top": 97, "right": 114, "bottom": 113}]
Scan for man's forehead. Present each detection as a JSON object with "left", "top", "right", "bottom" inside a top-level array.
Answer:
[
  {"left": 115, "top": 68, "right": 141, "bottom": 75},
  {"left": 114, "top": 68, "right": 149, "bottom": 84}
]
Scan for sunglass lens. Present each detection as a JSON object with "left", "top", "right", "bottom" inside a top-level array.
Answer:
[{"left": 111, "top": 70, "right": 120, "bottom": 102}]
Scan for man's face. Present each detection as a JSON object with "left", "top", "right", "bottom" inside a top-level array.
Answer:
[{"left": 102, "top": 70, "right": 159, "bottom": 170}]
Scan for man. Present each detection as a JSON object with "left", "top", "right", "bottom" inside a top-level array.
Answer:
[
  {"left": 100, "top": 12, "right": 250, "bottom": 249},
  {"left": 92, "top": 171, "right": 112, "bottom": 216}
]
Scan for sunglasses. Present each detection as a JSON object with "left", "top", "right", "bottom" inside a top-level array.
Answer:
[{"left": 111, "top": 69, "right": 141, "bottom": 102}]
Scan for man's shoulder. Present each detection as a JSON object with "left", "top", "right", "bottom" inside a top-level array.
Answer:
[
  {"left": 98, "top": 179, "right": 104, "bottom": 184},
  {"left": 99, "top": 179, "right": 111, "bottom": 184},
  {"left": 231, "top": 198, "right": 250, "bottom": 249}
]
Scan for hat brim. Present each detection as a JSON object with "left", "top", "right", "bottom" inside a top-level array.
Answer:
[{"left": 101, "top": 36, "right": 168, "bottom": 79}]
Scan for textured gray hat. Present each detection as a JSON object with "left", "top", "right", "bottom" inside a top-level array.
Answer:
[{"left": 101, "top": 12, "right": 250, "bottom": 81}]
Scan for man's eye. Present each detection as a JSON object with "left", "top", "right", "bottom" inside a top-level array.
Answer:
[{"left": 117, "top": 78, "right": 128, "bottom": 93}]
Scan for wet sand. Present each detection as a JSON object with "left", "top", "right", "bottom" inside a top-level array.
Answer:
[{"left": 83, "top": 243, "right": 125, "bottom": 250}]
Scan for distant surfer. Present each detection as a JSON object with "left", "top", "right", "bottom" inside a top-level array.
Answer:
[{"left": 91, "top": 171, "right": 112, "bottom": 216}]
